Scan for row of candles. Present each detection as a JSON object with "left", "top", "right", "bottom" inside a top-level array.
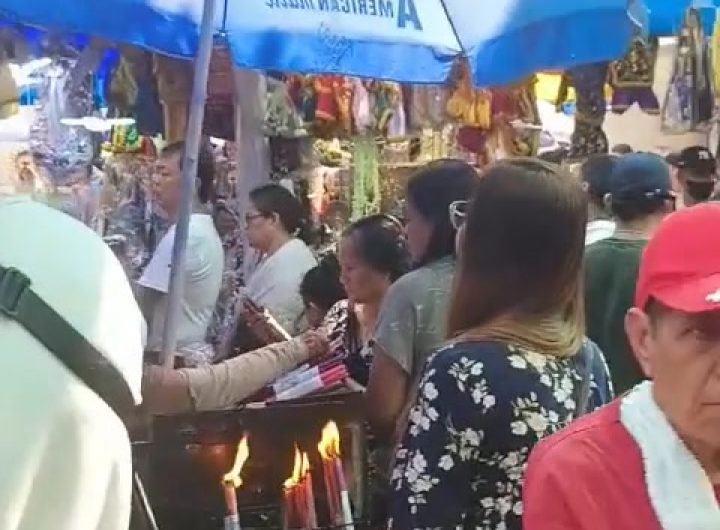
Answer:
[{"left": 221, "top": 421, "right": 354, "bottom": 530}]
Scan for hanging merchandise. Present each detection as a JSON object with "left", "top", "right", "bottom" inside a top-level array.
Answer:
[
  {"left": 407, "top": 84, "right": 448, "bottom": 131},
  {"left": 662, "top": 8, "right": 714, "bottom": 133},
  {"left": 565, "top": 62, "right": 610, "bottom": 159},
  {"left": 203, "top": 43, "right": 235, "bottom": 140},
  {"left": 108, "top": 55, "right": 137, "bottom": 115},
  {"left": 351, "top": 136, "right": 380, "bottom": 220},
  {"left": 123, "top": 48, "right": 164, "bottom": 136},
  {"left": 29, "top": 58, "right": 94, "bottom": 184},
  {"left": 365, "top": 81, "right": 405, "bottom": 138},
  {"left": 0, "top": 59, "right": 19, "bottom": 119},
  {"left": 491, "top": 75, "right": 542, "bottom": 157},
  {"left": 712, "top": 9, "right": 720, "bottom": 96},
  {"left": 265, "top": 76, "right": 306, "bottom": 137},
  {"left": 0, "top": 34, "right": 20, "bottom": 119},
  {"left": 312, "top": 74, "right": 353, "bottom": 137},
  {"left": 447, "top": 61, "right": 493, "bottom": 163},
  {"left": 154, "top": 54, "right": 192, "bottom": 143},
  {"left": 609, "top": 37, "right": 660, "bottom": 115},
  {"left": 286, "top": 74, "right": 316, "bottom": 125},
  {"left": 351, "top": 78, "right": 372, "bottom": 134}
]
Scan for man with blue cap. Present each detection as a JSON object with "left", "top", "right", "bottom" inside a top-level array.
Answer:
[{"left": 584, "top": 153, "right": 676, "bottom": 394}]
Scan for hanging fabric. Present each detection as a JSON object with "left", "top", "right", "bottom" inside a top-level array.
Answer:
[
  {"left": 203, "top": 43, "right": 235, "bottom": 140},
  {"left": 567, "top": 62, "right": 610, "bottom": 159},
  {"left": 153, "top": 54, "right": 192, "bottom": 143},
  {"left": 351, "top": 137, "right": 380, "bottom": 220},
  {"left": 662, "top": 8, "right": 713, "bottom": 133},
  {"left": 609, "top": 37, "right": 660, "bottom": 115}
]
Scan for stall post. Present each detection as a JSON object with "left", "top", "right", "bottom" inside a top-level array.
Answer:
[{"left": 161, "top": 0, "right": 217, "bottom": 368}]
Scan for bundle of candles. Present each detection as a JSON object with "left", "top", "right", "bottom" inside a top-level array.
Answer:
[
  {"left": 282, "top": 446, "right": 318, "bottom": 529},
  {"left": 220, "top": 421, "right": 354, "bottom": 530},
  {"left": 271, "top": 357, "right": 349, "bottom": 402}
]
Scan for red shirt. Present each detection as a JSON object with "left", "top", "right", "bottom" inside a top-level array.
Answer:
[{"left": 523, "top": 400, "right": 662, "bottom": 530}]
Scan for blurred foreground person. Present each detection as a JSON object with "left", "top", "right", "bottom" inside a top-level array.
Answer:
[
  {"left": 0, "top": 197, "right": 145, "bottom": 530},
  {"left": 389, "top": 159, "right": 612, "bottom": 530},
  {"left": 524, "top": 204, "right": 720, "bottom": 530}
]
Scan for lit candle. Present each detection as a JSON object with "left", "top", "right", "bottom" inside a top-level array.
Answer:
[{"left": 221, "top": 436, "right": 249, "bottom": 530}]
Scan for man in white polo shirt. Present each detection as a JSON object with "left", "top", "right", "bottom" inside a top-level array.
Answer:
[{"left": 138, "top": 141, "right": 224, "bottom": 366}]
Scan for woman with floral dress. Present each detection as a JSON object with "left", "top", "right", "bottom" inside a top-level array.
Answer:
[{"left": 389, "top": 158, "right": 613, "bottom": 530}]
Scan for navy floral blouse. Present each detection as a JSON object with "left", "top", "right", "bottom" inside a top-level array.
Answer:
[{"left": 389, "top": 339, "right": 612, "bottom": 530}]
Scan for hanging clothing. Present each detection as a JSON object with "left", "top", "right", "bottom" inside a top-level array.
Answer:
[
  {"left": 610, "top": 38, "right": 660, "bottom": 115},
  {"left": 154, "top": 55, "right": 192, "bottom": 143},
  {"left": 243, "top": 238, "right": 317, "bottom": 335},
  {"left": 662, "top": 8, "right": 713, "bottom": 133},
  {"left": 566, "top": 62, "right": 610, "bottom": 159},
  {"left": 203, "top": 45, "right": 235, "bottom": 140}
]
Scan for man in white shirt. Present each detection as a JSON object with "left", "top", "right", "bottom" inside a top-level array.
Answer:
[
  {"left": 0, "top": 197, "right": 145, "bottom": 530},
  {"left": 581, "top": 154, "right": 617, "bottom": 246},
  {"left": 138, "top": 141, "right": 224, "bottom": 366}
]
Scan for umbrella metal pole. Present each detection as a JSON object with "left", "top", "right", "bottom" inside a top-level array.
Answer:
[{"left": 160, "top": 0, "right": 217, "bottom": 368}]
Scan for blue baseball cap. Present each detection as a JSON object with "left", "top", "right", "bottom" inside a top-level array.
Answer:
[{"left": 608, "top": 152, "right": 673, "bottom": 201}]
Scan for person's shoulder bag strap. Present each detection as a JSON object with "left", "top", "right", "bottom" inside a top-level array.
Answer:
[
  {"left": 576, "top": 340, "right": 596, "bottom": 417},
  {"left": 0, "top": 265, "right": 135, "bottom": 420},
  {"left": 0, "top": 264, "right": 159, "bottom": 530}
]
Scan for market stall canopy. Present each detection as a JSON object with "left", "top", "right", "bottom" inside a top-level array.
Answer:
[
  {"left": 645, "top": 0, "right": 718, "bottom": 35},
  {"left": 0, "top": 0, "right": 635, "bottom": 85}
]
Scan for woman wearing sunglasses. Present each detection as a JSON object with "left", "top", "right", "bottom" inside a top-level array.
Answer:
[{"left": 389, "top": 159, "right": 612, "bottom": 530}]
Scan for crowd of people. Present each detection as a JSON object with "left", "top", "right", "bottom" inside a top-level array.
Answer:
[{"left": 2, "top": 139, "right": 720, "bottom": 530}]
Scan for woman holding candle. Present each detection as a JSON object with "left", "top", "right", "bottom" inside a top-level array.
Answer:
[
  {"left": 388, "top": 159, "right": 613, "bottom": 529},
  {"left": 324, "top": 213, "right": 410, "bottom": 385}
]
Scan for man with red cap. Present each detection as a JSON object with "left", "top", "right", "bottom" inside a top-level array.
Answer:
[{"left": 523, "top": 203, "right": 720, "bottom": 530}]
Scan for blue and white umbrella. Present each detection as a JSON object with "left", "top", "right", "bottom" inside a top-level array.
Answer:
[
  {"left": 0, "top": 0, "right": 634, "bottom": 85},
  {"left": 0, "top": 0, "right": 636, "bottom": 364}
]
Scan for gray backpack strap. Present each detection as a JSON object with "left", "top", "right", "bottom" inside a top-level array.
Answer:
[{"left": 576, "top": 341, "right": 596, "bottom": 416}]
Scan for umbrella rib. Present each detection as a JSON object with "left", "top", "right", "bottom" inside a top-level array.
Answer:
[{"left": 438, "top": 0, "right": 466, "bottom": 58}]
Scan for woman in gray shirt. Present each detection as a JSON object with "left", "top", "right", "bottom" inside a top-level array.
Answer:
[{"left": 366, "top": 160, "right": 477, "bottom": 441}]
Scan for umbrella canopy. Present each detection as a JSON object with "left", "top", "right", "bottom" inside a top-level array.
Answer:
[
  {"left": 644, "top": 0, "right": 718, "bottom": 36},
  {"left": 0, "top": 0, "right": 633, "bottom": 85}
]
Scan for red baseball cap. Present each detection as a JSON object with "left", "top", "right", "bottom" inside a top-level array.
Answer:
[{"left": 635, "top": 203, "right": 720, "bottom": 313}]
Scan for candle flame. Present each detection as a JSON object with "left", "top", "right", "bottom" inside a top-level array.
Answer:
[
  {"left": 283, "top": 445, "right": 303, "bottom": 489},
  {"left": 222, "top": 435, "right": 250, "bottom": 488},
  {"left": 317, "top": 420, "right": 341, "bottom": 460},
  {"left": 301, "top": 451, "right": 310, "bottom": 476}
]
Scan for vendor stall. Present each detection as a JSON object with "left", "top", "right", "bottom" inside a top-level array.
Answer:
[{"left": 0, "top": 1, "right": 640, "bottom": 529}]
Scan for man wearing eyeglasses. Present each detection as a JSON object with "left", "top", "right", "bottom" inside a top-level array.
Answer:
[{"left": 584, "top": 153, "right": 676, "bottom": 394}]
